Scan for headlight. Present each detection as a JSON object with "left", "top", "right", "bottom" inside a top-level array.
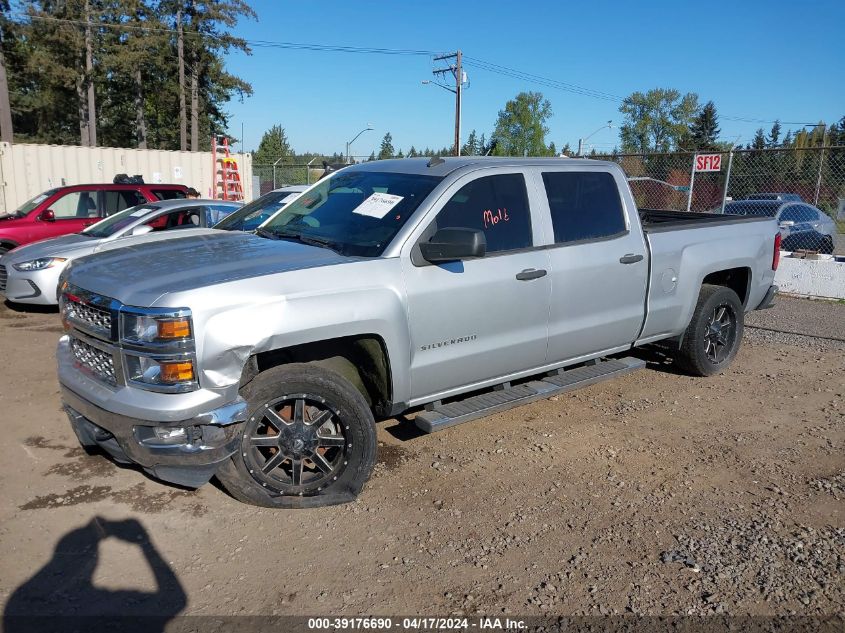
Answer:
[
  {"left": 122, "top": 313, "right": 192, "bottom": 344},
  {"left": 13, "top": 257, "right": 67, "bottom": 271},
  {"left": 124, "top": 355, "right": 196, "bottom": 388}
]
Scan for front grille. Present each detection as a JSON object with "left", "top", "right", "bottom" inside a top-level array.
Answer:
[
  {"left": 0, "top": 264, "right": 7, "bottom": 292},
  {"left": 65, "top": 299, "right": 112, "bottom": 335},
  {"left": 70, "top": 337, "right": 116, "bottom": 386}
]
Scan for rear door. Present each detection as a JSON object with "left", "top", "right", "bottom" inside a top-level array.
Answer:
[
  {"left": 401, "top": 170, "right": 551, "bottom": 402},
  {"left": 539, "top": 168, "right": 648, "bottom": 363}
]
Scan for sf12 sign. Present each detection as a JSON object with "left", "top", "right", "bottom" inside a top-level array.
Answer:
[{"left": 694, "top": 154, "right": 722, "bottom": 172}]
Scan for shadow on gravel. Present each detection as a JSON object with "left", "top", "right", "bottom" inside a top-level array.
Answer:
[
  {"left": 628, "top": 345, "right": 689, "bottom": 376},
  {"left": 382, "top": 414, "right": 427, "bottom": 442},
  {"left": 2, "top": 299, "right": 59, "bottom": 314},
  {"left": 3, "top": 517, "right": 186, "bottom": 633}
]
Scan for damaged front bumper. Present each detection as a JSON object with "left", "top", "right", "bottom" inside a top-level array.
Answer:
[{"left": 62, "top": 385, "right": 247, "bottom": 488}]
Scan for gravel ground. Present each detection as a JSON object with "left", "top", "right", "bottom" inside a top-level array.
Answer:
[{"left": 0, "top": 297, "right": 843, "bottom": 625}]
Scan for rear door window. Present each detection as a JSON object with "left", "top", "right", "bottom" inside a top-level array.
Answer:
[
  {"left": 542, "top": 171, "right": 626, "bottom": 244},
  {"left": 101, "top": 190, "right": 146, "bottom": 216},
  {"left": 432, "top": 173, "right": 532, "bottom": 254},
  {"left": 152, "top": 189, "right": 188, "bottom": 200}
]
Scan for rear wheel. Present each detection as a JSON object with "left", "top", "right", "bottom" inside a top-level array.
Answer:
[
  {"left": 216, "top": 363, "right": 376, "bottom": 508},
  {"left": 675, "top": 284, "right": 744, "bottom": 377}
]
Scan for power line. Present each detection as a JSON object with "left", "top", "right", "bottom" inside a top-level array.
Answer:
[
  {"left": 13, "top": 12, "right": 442, "bottom": 56},
  {"left": 12, "top": 13, "right": 823, "bottom": 126}
]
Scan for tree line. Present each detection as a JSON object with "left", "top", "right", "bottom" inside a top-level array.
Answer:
[{"left": 0, "top": 0, "right": 254, "bottom": 150}]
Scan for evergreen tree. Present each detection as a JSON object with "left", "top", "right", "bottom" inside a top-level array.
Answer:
[
  {"left": 461, "top": 129, "right": 479, "bottom": 155},
  {"left": 407, "top": 145, "right": 418, "bottom": 157},
  {"left": 478, "top": 133, "right": 487, "bottom": 155},
  {"left": 751, "top": 128, "right": 766, "bottom": 150},
  {"left": 252, "top": 124, "right": 292, "bottom": 164},
  {"left": 688, "top": 100, "right": 720, "bottom": 150},
  {"left": 767, "top": 120, "right": 781, "bottom": 148},
  {"left": 782, "top": 130, "right": 793, "bottom": 147},
  {"left": 367, "top": 151, "right": 376, "bottom": 162},
  {"left": 547, "top": 141, "right": 556, "bottom": 156},
  {"left": 377, "top": 132, "right": 394, "bottom": 160},
  {"left": 396, "top": 148, "right": 404, "bottom": 158}
]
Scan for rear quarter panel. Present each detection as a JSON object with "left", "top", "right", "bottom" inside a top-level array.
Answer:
[{"left": 638, "top": 220, "right": 777, "bottom": 343}]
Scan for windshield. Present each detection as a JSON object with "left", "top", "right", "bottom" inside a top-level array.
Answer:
[
  {"left": 214, "top": 190, "right": 302, "bottom": 232},
  {"left": 261, "top": 171, "right": 442, "bottom": 257},
  {"left": 82, "top": 204, "right": 159, "bottom": 238},
  {"left": 723, "top": 201, "right": 780, "bottom": 217},
  {"left": 12, "top": 190, "right": 58, "bottom": 217}
]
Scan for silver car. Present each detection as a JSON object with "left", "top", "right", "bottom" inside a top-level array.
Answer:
[
  {"left": 0, "top": 199, "right": 241, "bottom": 305},
  {"left": 724, "top": 199, "right": 837, "bottom": 253},
  {"left": 213, "top": 185, "right": 308, "bottom": 232}
]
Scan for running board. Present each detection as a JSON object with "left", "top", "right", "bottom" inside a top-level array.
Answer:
[{"left": 414, "top": 357, "right": 646, "bottom": 433}]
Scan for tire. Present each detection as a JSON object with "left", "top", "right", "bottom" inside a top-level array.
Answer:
[
  {"left": 216, "top": 363, "right": 377, "bottom": 508},
  {"left": 675, "top": 284, "right": 744, "bottom": 377},
  {"left": 821, "top": 236, "right": 834, "bottom": 255}
]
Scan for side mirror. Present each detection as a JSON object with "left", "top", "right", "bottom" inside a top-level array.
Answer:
[
  {"left": 419, "top": 227, "right": 486, "bottom": 263},
  {"left": 779, "top": 220, "right": 795, "bottom": 228},
  {"left": 129, "top": 224, "right": 154, "bottom": 237},
  {"left": 39, "top": 209, "right": 55, "bottom": 222}
]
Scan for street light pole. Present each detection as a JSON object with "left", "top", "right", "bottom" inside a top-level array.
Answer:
[
  {"left": 346, "top": 124, "right": 373, "bottom": 164},
  {"left": 577, "top": 120, "right": 613, "bottom": 156}
]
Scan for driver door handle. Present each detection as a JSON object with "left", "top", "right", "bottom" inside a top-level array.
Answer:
[
  {"left": 619, "top": 253, "right": 644, "bottom": 264},
  {"left": 515, "top": 268, "right": 547, "bottom": 281}
]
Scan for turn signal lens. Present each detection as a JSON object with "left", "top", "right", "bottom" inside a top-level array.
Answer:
[
  {"left": 159, "top": 361, "right": 195, "bottom": 383},
  {"left": 157, "top": 318, "right": 192, "bottom": 340}
]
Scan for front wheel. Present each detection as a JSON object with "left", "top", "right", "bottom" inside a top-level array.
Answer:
[
  {"left": 216, "top": 363, "right": 377, "bottom": 508},
  {"left": 675, "top": 284, "right": 744, "bottom": 377}
]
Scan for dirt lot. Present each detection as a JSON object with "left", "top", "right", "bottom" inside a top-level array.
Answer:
[{"left": 0, "top": 297, "right": 843, "bottom": 624}]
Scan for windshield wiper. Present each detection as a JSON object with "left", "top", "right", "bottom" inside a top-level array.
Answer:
[
  {"left": 268, "top": 229, "right": 344, "bottom": 254},
  {"left": 255, "top": 227, "right": 279, "bottom": 240}
]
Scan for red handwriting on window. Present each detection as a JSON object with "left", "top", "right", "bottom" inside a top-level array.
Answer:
[{"left": 482, "top": 208, "right": 509, "bottom": 229}]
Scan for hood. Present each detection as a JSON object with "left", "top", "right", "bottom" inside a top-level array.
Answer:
[
  {"left": 67, "top": 231, "right": 352, "bottom": 306},
  {"left": 2, "top": 233, "right": 96, "bottom": 263}
]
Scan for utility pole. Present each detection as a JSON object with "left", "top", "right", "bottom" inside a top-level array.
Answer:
[
  {"left": 0, "top": 23, "right": 13, "bottom": 144},
  {"left": 432, "top": 50, "right": 462, "bottom": 156},
  {"left": 177, "top": 7, "right": 187, "bottom": 152},
  {"left": 84, "top": 0, "right": 96, "bottom": 147}
]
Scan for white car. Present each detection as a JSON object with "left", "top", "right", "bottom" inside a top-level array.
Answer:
[
  {"left": 0, "top": 199, "right": 241, "bottom": 305},
  {"left": 213, "top": 185, "right": 308, "bottom": 232}
]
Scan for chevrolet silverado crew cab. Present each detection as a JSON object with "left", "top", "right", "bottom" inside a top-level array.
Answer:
[{"left": 57, "top": 157, "right": 780, "bottom": 508}]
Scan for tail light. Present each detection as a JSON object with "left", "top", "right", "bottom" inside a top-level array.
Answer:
[{"left": 772, "top": 233, "right": 782, "bottom": 270}]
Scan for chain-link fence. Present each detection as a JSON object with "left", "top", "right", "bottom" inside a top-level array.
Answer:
[
  {"left": 596, "top": 146, "right": 845, "bottom": 255},
  {"left": 252, "top": 156, "right": 374, "bottom": 196}
]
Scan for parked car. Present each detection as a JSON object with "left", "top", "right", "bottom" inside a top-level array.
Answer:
[
  {"left": 743, "top": 193, "right": 803, "bottom": 202},
  {"left": 724, "top": 199, "right": 835, "bottom": 253},
  {"left": 0, "top": 183, "right": 190, "bottom": 255},
  {"left": 0, "top": 199, "right": 240, "bottom": 305},
  {"left": 213, "top": 185, "right": 308, "bottom": 232},
  {"left": 57, "top": 157, "right": 779, "bottom": 507}
]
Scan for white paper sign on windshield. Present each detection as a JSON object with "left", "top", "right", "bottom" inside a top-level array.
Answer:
[{"left": 352, "top": 193, "right": 404, "bottom": 219}]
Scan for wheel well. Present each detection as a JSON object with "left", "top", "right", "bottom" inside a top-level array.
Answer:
[
  {"left": 0, "top": 240, "right": 18, "bottom": 251},
  {"left": 702, "top": 267, "right": 751, "bottom": 306},
  {"left": 244, "top": 334, "right": 393, "bottom": 417}
]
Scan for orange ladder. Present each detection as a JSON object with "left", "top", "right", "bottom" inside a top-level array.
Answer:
[{"left": 212, "top": 136, "right": 245, "bottom": 201}]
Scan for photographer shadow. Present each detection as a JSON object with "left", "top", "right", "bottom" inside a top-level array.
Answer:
[{"left": 4, "top": 517, "right": 186, "bottom": 633}]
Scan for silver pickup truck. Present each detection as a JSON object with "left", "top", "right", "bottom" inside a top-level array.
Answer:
[{"left": 57, "top": 157, "right": 779, "bottom": 508}]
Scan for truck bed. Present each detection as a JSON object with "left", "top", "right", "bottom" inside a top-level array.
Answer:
[{"left": 639, "top": 208, "right": 773, "bottom": 232}]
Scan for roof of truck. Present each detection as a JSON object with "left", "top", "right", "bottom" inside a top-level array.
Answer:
[{"left": 343, "top": 156, "right": 614, "bottom": 177}]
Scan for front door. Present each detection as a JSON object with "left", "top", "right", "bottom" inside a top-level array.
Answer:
[{"left": 402, "top": 171, "right": 551, "bottom": 403}]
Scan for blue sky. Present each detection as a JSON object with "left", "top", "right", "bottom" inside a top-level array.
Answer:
[{"left": 224, "top": 0, "right": 844, "bottom": 158}]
